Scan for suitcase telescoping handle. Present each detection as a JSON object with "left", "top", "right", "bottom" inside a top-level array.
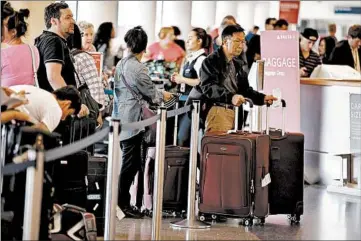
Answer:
[
  {"left": 173, "top": 97, "right": 179, "bottom": 146},
  {"left": 266, "top": 99, "right": 286, "bottom": 136},
  {"left": 228, "top": 98, "right": 254, "bottom": 134}
]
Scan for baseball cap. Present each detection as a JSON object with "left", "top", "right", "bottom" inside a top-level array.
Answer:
[{"left": 301, "top": 28, "right": 319, "bottom": 41}]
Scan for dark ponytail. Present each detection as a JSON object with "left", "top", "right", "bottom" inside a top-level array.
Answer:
[
  {"left": 191, "top": 27, "right": 211, "bottom": 53},
  {"left": 124, "top": 26, "right": 148, "bottom": 54},
  {"left": 7, "top": 8, "right": 30, "bottom": 38}
]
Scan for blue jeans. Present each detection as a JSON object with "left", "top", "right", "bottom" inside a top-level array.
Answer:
[{"left": 177, "top": 113, "right": 192, "bottom": 147}]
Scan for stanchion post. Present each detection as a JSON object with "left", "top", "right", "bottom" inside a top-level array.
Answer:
[
  {"left": 22, "top": 134, "right": 44, "bottom": 240},
  {"left": 173, "top": 99, "right": 179, "bottom": 146},
  {"left": 256, "top": 60, "right": 265, "bottom": 132},
  {"left": 170, "top": 101, "right": 211, "bottom": 229},
  {"left": 104, "top": 119, "right": 121, "bottom": 240},
  {"left": 152, "top": 107, "right": 167, "bottom": 240},
  {"left": 1, "top": 126, "right": 7, "bottom": 194}
]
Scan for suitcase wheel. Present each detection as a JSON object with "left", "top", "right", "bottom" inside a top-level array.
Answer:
[
  {"left": 243, "top": 218, "right": 253, "bottom": 227},
  {"left": 199, "top": 214, "right": 206, "bottom": 222},
  {"left": 288, "top": 214, "right": 300, "bottom": 225},
  {"left": 180, "top": 211, "right": 187, "bottom": 219},
  {"left": 254, "top": 217, "right": 265, "bottom": 226}
]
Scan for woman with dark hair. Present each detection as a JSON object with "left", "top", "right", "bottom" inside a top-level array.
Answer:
[
  {"left": 1, "top": 1, "right": 14, "bottom": 41},
  {"left": 318, "top": 36, "right": 336, "bottom": 64},
  {"left": 1, "top": 8, "right": 40, "bottom": 87},
  {"left": 171, "top": 27, "right": 210, "bottom": 147},
  {"left": 93, "top": 22, "right": 115, "bottom": 74},
  {"left": 67, "top": 24, "right": 106, "bottom": 126},
  {"left": 172, "top": 25, "right": 186, "bottom": 51},
  {"left": 112, "top": 26, "right": 172, "bottom": 218},
  {"left": 246, "top": 34, "right": 261, "bottom": 69}
]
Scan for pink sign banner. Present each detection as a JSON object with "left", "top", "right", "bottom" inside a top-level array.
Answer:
[{"left": 261, "top": 30, "right": 300, "bottom": 132}]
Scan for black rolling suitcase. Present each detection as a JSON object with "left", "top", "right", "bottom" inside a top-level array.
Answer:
[
  {"left": 86, "top": 156, "right": 107, "bottom": 236},
  {"left": 52, "top": 116, "right": 97, "bottom": 208},
  {"left": 1, "top": 122, "right": 61, "bottom": 240},
  {"left": 53, "top": 151, "right": 88, "bottom": 208},
  {"left": 267, "top": 100, "right": 304, "bottom": 224},
  {"left": 54, "top": 116, "right": 97, "bottom": 155},
  {"left": 131, "top": 100, "right": 190, "bottom": 217}
]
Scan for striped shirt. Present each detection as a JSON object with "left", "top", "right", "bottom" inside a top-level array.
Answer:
[
  {"left": 299, "top": 48, "right": 321, "bottom": 77},
  {"left": 73, "top": 52, "right": 106, "bottom": 110}
]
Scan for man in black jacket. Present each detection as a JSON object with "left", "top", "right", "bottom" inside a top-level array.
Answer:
[
  {"left": 329, "top": 25, "right": 361, "bottom": 72},
  {"left": 196, "top": 25, "right": 277, "bottom": 133}
]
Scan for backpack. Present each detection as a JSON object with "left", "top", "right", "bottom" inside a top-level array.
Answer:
[{"left": 50, "top": 204, "right": 97, "bottom": 240}]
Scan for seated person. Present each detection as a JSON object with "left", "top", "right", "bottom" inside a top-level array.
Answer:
[
  {"left": 195, "top": 25, "right": 276, "bottom": 133},
  {"left": 8, "top": 85, "right": 81, "bottom": 132}
]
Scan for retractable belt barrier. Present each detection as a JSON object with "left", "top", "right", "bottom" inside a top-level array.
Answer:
[
  {"left": 1, "top": 100, "right": 201, "bottom": 240},
  {"left": 2, "top": 103, "right": 192, "bottom": 176}
]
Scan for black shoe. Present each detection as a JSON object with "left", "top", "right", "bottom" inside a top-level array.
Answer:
[{"left": 122, "top": 206, "right": 144, "bottom": 219}]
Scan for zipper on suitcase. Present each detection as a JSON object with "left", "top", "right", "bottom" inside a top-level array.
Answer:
[{"left": 251, "top": 179, "right": 254, "bottom": 194}]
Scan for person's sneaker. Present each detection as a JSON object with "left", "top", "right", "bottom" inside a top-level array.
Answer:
[{"left": 122, "top": 206, "right": 144, "bottom": 219}]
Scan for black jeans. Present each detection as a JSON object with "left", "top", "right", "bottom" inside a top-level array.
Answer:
[{"left": 118, "top": 132, "right": 144, "bottom": 208}]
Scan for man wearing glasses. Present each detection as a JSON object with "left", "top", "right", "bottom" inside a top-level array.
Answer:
[{"left": 196, "top": 25, "right": 277, "bottom": 133}]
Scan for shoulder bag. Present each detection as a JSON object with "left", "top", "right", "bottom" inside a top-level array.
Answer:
[
  {"left": 119, "top": 70, "right": 157, "bottom": 144},
  {"left": 27, "top": 44, "right": 39, "bottom": 87}
]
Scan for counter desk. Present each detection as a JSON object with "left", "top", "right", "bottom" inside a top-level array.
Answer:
[{"left": 301, "top": 78, "right": 361, "bottom": 196}]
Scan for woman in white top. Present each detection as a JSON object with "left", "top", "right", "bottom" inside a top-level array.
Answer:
[{"left": 171, "top": 27, "right": 211, "bottom": 147}]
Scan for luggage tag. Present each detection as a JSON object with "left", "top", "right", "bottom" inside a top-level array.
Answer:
[{"left": 261, "top": 173, "right": 271, "bottom": 187}]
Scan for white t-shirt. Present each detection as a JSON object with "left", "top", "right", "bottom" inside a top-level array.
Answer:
[{"left": 9, "top": 85, "right": 62, "bottom": 132}]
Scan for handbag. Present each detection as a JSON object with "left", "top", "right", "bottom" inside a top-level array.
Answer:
[
  {"left": 27, "top": 44, "right": 39, "bottom": 87},
  {"left": 74, "top": 69, "right": 100, "bottom": 120},
  {"left": 119, "top": 71, "right": 157, "bottom": 144}
]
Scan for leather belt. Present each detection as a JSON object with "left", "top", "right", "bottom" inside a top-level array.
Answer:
[{"left": 213, "top": 102, "right": 234, "bottom": 110}]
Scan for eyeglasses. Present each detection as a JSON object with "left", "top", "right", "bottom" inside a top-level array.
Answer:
[
  {"left": 229, "top": 39, "right": 246, "bottom": 45},
  {"left": 226, "top": 37, "right": 246, "bottom": 45}
]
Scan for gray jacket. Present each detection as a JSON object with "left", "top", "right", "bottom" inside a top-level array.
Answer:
[{"left": 112, "top": 54, "right": 163, "bottom": 141}]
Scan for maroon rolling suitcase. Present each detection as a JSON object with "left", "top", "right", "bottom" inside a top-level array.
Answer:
[
  {"left": 198, "top": 99, "right": 270, "bottom": 226},
  {"left": 267, "top": 100, "right": 304, "bottom": 224}
]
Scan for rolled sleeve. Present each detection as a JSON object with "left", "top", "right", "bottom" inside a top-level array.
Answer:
[{"left": 136, "top": 66, "right": 163, "bottom": 104}]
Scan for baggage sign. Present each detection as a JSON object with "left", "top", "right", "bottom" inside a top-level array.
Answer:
[
  {"left": 350, "top": 94, "right": 361, "bottom": 151},
  {"left": 261, "top": 31, "right": 300, "bottom": 132},
  {"left": 89, "top": 52, "right": 104, "bottom": 80}
]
